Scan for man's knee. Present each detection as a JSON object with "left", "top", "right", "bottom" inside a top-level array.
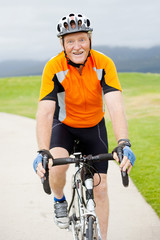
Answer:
[
  {"left": 50, "top": 147, "right": 69, "bottom": 159},
  {"left": 49, "top": 147, "right": 69, "bottom": 180},
  {"left": 94, "top": 174, "right": 108, "bottom": 199},
  {"left": 49, "top": 164, "right": 69, "bottom": 178}
]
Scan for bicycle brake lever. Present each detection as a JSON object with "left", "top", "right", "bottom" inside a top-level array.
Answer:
[
  {"left": 117, "top": 147, "right": 129, "bottom": 187},
  {"left": 41, "top": 154, "right": 51, "bottom": 194},
  {"left": 41, "top": 154, "right": 47, "bottom": 184}
]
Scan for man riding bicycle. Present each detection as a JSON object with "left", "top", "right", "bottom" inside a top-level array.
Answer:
[{"left": 33, "top": 13, "right": 135, "bottom": 240}]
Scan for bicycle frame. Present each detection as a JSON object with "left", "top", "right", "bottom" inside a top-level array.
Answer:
[{"left": 68, "top": 152, "right": 102, "bottom": 240}]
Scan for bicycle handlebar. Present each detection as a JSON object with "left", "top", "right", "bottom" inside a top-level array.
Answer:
[
  {"left": 41, "top": 152, "right": 129, "bottom": 194},
  {"left": 91, "top": 153, "right": 114, "bottom": 162},
  {"left": 52, "top": 153, "right": 114, "bottom": 166},
  {"left": 116, "top": 147, "right": 129, "bottom": 187},
  {"left": 41, "top": 154, "right": 51, "bottom": 194}
]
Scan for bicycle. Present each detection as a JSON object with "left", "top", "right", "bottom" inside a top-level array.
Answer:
[{"left": 41, "top": 140, "right": 129, "bottom": 240}]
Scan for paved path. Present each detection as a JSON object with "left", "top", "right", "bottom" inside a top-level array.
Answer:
[{"left": 0, "top": 112, "right": 160, "bottom": 240}]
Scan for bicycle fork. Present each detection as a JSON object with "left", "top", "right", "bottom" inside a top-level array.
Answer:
[{"left": 84, "top": 178, "right": 102, "bottom": 240}]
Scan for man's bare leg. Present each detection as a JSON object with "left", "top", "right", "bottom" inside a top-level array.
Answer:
[
  {"left": 94, "top": 174, "right": 109, "bottom": 240},
  {"left": 49, "top": 147, "right": 69, "bottom": 198}
]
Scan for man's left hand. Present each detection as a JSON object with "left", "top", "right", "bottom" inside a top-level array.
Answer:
[{"left": 113, "top": 145, "right": 136, "bottom": 174}]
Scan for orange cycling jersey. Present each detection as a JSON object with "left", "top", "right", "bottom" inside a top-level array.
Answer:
[{"left": 39, "top": 49, "right": 122, "bottom": 128}]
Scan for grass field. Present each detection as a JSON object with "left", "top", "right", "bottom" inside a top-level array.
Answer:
[{"left": 0, "top": 73, "right": 160, "bottom": 217}]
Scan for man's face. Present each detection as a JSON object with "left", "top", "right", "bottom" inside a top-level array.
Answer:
[{"left": 63, "top": 32, "right": 90, "bottom": 64}]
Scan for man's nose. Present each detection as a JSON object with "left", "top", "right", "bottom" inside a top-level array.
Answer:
[{"left": 74, "top": 41, "right": 81, "bottom": 50}]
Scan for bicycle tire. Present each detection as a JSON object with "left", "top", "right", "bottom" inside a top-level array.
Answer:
[{"left": 88, "top": 216, "right": 94, "bottom": 240}]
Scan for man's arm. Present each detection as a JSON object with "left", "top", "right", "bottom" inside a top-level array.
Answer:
[
  {"left": 105, "top": 91, "right": 133, "bottom": 173},
  {"left": 104, "top": 91, "right": 128, "bottom": 142},
  {"left": 35, "top": 100, "right": 55, "bottom": 178},
  {"left": 36, "top": 100, "right": 56, "bottom": 150}
]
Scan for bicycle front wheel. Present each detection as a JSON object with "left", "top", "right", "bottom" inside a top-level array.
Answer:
[{"left": 88, "top": 216, "right": 94, "bottom": 240}]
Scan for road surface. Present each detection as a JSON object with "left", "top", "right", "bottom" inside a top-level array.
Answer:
[{"left": 0, "top": 113, "right": 159, "bottom": 240}]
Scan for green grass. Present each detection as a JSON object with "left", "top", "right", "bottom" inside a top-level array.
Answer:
[
  {"left": 128, "top": 117, "right": 160, "bottom": 214},
  {"left": 0, "top": 76, "right": 41, "bottom": 118},
  {"left": 119, "top": 72, "right": 160, "bottom": 96},
  {"left": 0, "top": 73, "right": 160, "bottom": 217}
]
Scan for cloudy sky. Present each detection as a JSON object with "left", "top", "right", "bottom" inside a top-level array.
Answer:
[{"left": 0, "top": 0, "right": 160, "bottom": 61}]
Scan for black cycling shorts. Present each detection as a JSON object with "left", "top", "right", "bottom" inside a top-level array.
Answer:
[{"left": 50, "top": 118, "right": 109, "bottom": 174}]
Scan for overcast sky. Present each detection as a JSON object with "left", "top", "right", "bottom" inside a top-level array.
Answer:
[{"left": 0, "top": 0, "right": 160, "bottom": 61}]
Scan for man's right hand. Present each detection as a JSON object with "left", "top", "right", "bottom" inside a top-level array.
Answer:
[
  {"left": 33, "top": 150, "right": 54, "bottom": 179},
  {"left": 33, "top": 154, "right": 45, "bottom": 178},
  {"left": 33, "top": 150, "right": 53, "bottom": 195}
]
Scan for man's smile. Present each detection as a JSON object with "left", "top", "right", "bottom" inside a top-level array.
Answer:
[{"left": 72, "top": 52, "right": 84, "bottom": 55}]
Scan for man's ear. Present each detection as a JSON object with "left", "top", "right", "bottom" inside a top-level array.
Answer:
[{"left": 60, "top": 38, "right": 64, "bottom": 50}]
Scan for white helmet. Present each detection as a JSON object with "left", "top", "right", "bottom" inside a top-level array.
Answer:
[{"left": 57, "top": 13, "right": 93, "bottom": 37}]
